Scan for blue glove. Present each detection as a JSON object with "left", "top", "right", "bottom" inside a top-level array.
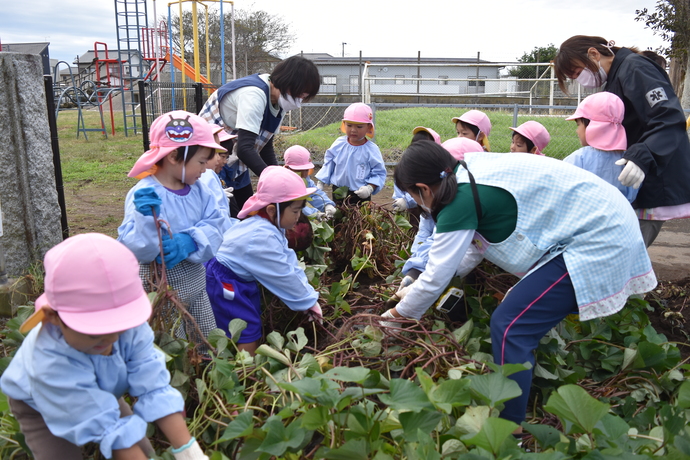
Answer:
[
  {"left": 156, "top": 233, "right": 197, "bottom": 269},
  {"left": 133, "top": 187, "right": 162, "bottom": 217}
]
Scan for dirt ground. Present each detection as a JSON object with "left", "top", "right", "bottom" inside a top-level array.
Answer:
[{"left": 63, "top": 178, "right": 690, "bottom": 354}]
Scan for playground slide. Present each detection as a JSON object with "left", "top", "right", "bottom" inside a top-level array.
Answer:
[{"left": 166, "top": 52, "right": 211, "bottom": 85}]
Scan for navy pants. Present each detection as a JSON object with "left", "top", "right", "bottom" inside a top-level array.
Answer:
[{"left": 490, "top": 254, "right": 579, "bottom": 424}]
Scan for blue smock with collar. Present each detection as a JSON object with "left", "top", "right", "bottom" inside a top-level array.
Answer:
[
  {"left": 0, "top": 322, "right": 183, "bottom": 458},
  {"left": 314, "top": 136, "right": 386, "bottom": 193},
  {"left": 402, "top": 214, "right": 435, "bottom": 275},
  {"left": 302, "top": 176, "right": 335, "bottom": 216},
  {"left": 117, "top": 176, "right": 224, "bottom": 263},
  {"left": 215, "top": 215, "right": 318, "bottom": 311},
  {"left": 563, "top": 146, "right": 638, "bottom": 203}
]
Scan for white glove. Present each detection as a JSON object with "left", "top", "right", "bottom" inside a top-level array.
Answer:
[
  {"left": 317, "top": 181, "right": 325, "bottom": 191},
  {"left": 324, "top": 204, "right": 336, "bottom": 219},
  {"left": 172, "top": 438, "right": 209, "bottom": 460},
  {"left": 354, "top": 184, "right": 374, "bottom": 199},
  {"left": 395, "top": 284, "right": 414, "bottom": 301},
  {"left": 379, "top": 308, "right": 398, "bottom": 328},
  {"left": 615, "top": 158, "right": 645, "bottom": 189},
  {"left": 398, "top": 275, "right": 415, "bottom": 291},
  {"left": 226, "top": 143, "right": 239, "bottom": 167},
  {"left": 223, "top": 187, "right": 234, "bottom": 199},
  {"left": 313, "top": 211, "right": 327, "bottom": 220},
  {"left": 393, "top": 197, "right": 408, "bottom": 212},
  {"left": 307, "top": 303, "right": 323, "bottom": 324}
]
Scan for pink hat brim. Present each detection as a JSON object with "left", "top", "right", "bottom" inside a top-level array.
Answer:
[
  {"left": 128, "top": 138, "right": 227, "bottom": 178},
  {"left": 412, "top": 126, "right": 441, "bottom": 144},
  {"left": 238, "top": 188, "right": 317, "bottom": 219},
  {"left": 287, "top": 161, "right": 315, "bottom": 170}
]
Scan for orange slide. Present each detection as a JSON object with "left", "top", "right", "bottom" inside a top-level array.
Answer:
[{"left": 165, "top": 52, "right": 211, "bottom": 85}]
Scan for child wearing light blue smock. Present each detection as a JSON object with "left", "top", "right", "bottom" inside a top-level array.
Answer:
[
  {"left": 205, "top": 166, "right": 323, "bottom": 355},
  {"left": 118, "top": 111, "right": 227, "bottom": 347},
  {"left": 0, "top": 233, "right": 208, "bottom": 460},
  {"left": 315, "top": 103, "right": 386, "bottom": 205},
  {"left": 283, "top": 145, "right": 336, "bottom": 219},
  {"left": 563, "top": 92, "right": 638, "bottom": 203}
]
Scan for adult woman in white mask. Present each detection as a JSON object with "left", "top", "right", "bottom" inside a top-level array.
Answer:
[
  {"left": 554, "top": 35, "right": 690, "bottom": 247},
  {"left": 199, "top": 56, "right": 320, "bottom": 215}
]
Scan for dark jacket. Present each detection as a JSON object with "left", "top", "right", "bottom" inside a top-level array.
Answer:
[{"left": 605, "top": 48, "right": 690, "bottom": 209}]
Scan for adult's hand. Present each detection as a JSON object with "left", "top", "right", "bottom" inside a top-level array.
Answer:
[{"left": 616, "top": 159, "right": 645, "bottom": 189}]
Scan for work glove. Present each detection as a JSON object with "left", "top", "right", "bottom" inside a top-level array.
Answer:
[
  {"left": 133, "top": 187, "right": 161, "bottom": 217},
  {"left": 223, "top": 187, "right": 234, "bottom": 199},
  {"left": 156, "top": 233, "right": 197, "bottom": 269},
  {"left": 316, "top": 181, "right": 325, "bottom": 191},
  {"left": 312, "top": 211, "right": 327, "bottom": 220},
  {"left": 324, "top": 204, "right": 336, "bottom": 219},
  {"left": 379, "top": 308, "right": 398, "bottom": 328},
  {"left": 307, "top": 303, "right": 323, "bottom": 324},
  {"left": 395, "top": 284, "right": 414, "bottom": 301},
  {"left": 615, "top": 158, "right": 645, "bottom": 189},
  {"left": 392, "top": 197, "right": 408, "bottom": 212},
  {"left": 226, "top": 143, "right": 239, "bottom": 167},
  {"left": 171, "top": 437, "right": 209, "bottom": 460},
  {"left": 354, "top": 184, "right": 374, "bottom": 199},
  {"left": 398, "top": 275, "right": 415, "bottom": 291}
]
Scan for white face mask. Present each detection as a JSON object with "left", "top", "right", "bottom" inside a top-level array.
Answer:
[
  {"left": 577, "top": 63, "right": 608, "bottom": 88},
  {"left": 419, "top": 189, "right": 434, "bottom": 214},
  {"left": 278, "top": 94, "right": 303, "bottom": 111}
]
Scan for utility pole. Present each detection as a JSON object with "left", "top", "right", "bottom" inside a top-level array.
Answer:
[{"left": 342, "top": 42, "right": 347, "bottom": 58}]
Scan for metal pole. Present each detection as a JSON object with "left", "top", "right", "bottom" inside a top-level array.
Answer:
[
  {"left": 139, "top": 80, "right": 150, "bottom": 151},
  {"left": 220, "top": 0, "right": 225, "bottom": 84},
  {"left": 342, "top": 42, "right": 347, "bottom": 58},
  {"left": 416, "top": 50, "right": 421, "bottom": 102},
  {"left": 44, "top": 75, "right": 69, "bottom": 240},
  {"left": 231, "top": 1, "right": 236, "bottom": 80}
]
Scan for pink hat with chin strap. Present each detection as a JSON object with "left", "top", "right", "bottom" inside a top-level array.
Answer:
[
  {"left": 566, "top": 92, "right": 627, "bottom": 151},
  {"left": 452, "top": 110, "right": 492, "bottom": 136},
  {"left": 510, "top": 121, "right": 551, "bottom": 155},
  {"left": 340, "top": 102, "right": 375, "bottom": 138},
  {"left": 129, "top": 110, "right": 226, "bottom": 178},
  {"left": 238, "top": 166, "right": 316, "bottom": 219},
  {"left": 20, "top": 233, "right": 152, "bottom": 335},
  {"left": 412, "top": 126, "right": 441, "bottom": 144},
  {"left": 441, "top": 137, "right": 484, "bottom": 161},
  {"left": 283, "top": 145, "right": 314, "bottom": 170}
]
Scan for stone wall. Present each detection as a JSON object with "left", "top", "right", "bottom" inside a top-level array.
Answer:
[{"left": 0, "top": 52, "right": 63, "bottom": 276}]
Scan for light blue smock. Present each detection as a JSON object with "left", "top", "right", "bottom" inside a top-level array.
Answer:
[
  {"left": 393, "top": 184, "right": 417, "bottom": 209},
  {"left": 117, "top": 176, "right": 224, "bottom": 263},
  {"left": 198, "top": 169, "right": 234, "bottom": 232},
  {"left": 563, "top": 146, "right": 638, "bottom": 203},
  {"left": 314, "top": 136, "right": 386, "bottom": 193},
  {"left": 302, "top": 176, "right": 335, "bottom": 217},
  {"left": 402, "top": 214, "right": 435, "bottom": 275},
  {"left": 0, "top": 322, "right": 183, "bottom": 458},
  {"left": 215, "top": 215, "right": 318, "bottom": 311}
]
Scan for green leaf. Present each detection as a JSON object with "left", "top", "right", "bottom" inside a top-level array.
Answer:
[
  {"left": 465, "top": 417, "right": 518, "bottom": 455},
  {"left": 255, "top": 344, "right": 291, "bottom": 367},
  {"left": 621, "top": 347, "right": 637, "bottom": 370},
  {"left": 228, "top": 318, "right": 247, "bottom": 343},
  {"left": 286, "top": 328, "right": 308, "bottom": 352},
  {"left": 430, "top": 378, "right": 471, "bottom": 413},
  {"left": 543, "top": 384, "right": 610, "bottom": 433},
  {"left": 279, "top": 377, "right": 324, "bottom": 400},
  {"left": 301, "top": 406, "right": 329, "bottom": 430},
  {"left": 266, "top": 331, "right": 285, "bottom": 350},
  {"left": 522, "top": 422, "right": 562, "bottom": 450},
  {"left": 399, "top": 410, "right": 443, "bottom": 442},
  {"left": 257, "top": 418, "right": 306, "bottom": 456},
  {"left": 455, "top": 405, "right": 491, "bottom": 439},
  {"left": 468, "top": 371, "right": 522, "bottom": 408},
  {"left": 323, "top": 438, "right": 369, "bottom": 460},
  {"left": 324, "top": 367, "right": 371, "bottom": 383},
  {"left": 452, "top": 319, "right": 473, "bottom": 344},
  {"left": 378, "top": 379, "right": 434, "bottom": 412},
  {"left": 216, "top": 411, "right": 254, "bottom": 443},
  {"left": 195, "top": 378, "right": 207, "bottom": 403},
  {"left": 677, "top": 380, "right": 690, "bottom": 409}
]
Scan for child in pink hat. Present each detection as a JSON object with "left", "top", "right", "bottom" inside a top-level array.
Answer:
[
  {"left": 563, "top": 92, "right": 638, "bottom": 203},
  {"left": 315, "top": 103, "right": 387, "bottom": 204},
  {"left": 198, "top": 125, "right": 237, "bottom": 233},
  {"left": 205, "top": 166, "right": 322, "bottom": 355},
  {"left": 509, "top": 121, "right": 551, "bottom": 155},
  {"left": 118, "top": 111, "right": 227, "bottom": 350},
  {"left": 283, "top": 145, "right": 336, "bottom": 219},
  {"left": 0, "top": 234, "right": 208, "bottom": 460},
  {"left": 452, "top": 110, "right": 492, "bottom": 151}
]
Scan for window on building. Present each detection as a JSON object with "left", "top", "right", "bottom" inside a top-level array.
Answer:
[
  {"left": 395, "top": 75, "right": 405, "bottom": 85},
  {"left": 322, "top": 75, "right": 337, "bottom": 85}
]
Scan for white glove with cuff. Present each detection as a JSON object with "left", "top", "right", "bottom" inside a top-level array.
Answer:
[
  {"left": 324, "top": 204, "right": 336, "bottom": 219},
  {"left": 172, "top": 438, "right": 209, "bottom": 460},
  {"left": 354, "top": 184, "right": 374, "bottom": 199},
  {"left": 395, "top": 284, "right": 414, "bottom": 301},
  {"left": 223, "top": 187, "right": 234, "bottom": 199},
  {"left": 615, "top": 158, "right": 645, "bottom": 189},
  {"left": 393, "top": 197, "right": 408, "bottom": 212},
  {"left": 316, "top": 181, "right": 325, "bottom": 191},
  {"left": 380, "top": 308, "right": 398, "bottom": 328},
  {"left": 398, "top": 275, "right": 415, "bottom": 291}
]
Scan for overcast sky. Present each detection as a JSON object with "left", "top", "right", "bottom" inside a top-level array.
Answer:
[{"left": 1, "top": 0, "right": 668, "bottom": 65}]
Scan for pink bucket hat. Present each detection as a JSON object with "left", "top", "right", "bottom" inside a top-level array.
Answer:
[
  {"left": 452, "top": 110, "right": 492, "bottom": 136},
  {"left": 284, "top": 145, "right": 314, "bottom": 170},
  {"left": 129, "top": 110, "right": 227, "bottom": 178},
  {"left": 214, "top": 125, "right": 237, "bottom": 143},
  {"left": 412, "top": 126, "right": 441, "bottom": 144},
  {"left": 442, "top": 137, "right": 484, "bottom": 161},
  {"left": 510, "top": 121, "right": 551, "bottom": 155},
  {"left": 340, "top": 102, "right": 375, "bottom": 138},
  {"left": 20, "top": 233, "right": 152, "bottom": 335},
  {"left": 566, "top": 92, "right": 627, "bottom": 151},
  {"left": 238, "top": 166, "right": 316, "bottom": 219}
]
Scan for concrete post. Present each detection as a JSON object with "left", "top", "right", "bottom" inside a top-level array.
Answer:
[{"left": 0, "top": 52, "right": 63, "bottom": 276}]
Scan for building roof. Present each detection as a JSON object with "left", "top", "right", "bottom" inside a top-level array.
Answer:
[
  {"left": 1, "top": 42, "right": 50, "bottom": 55},
  {"left": 298, "top": 52, "right": 494, "bottom": 65}
]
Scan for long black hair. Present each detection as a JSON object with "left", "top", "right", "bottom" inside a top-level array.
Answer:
[{"left": 394, "top": 140, "right": 459, "bottom": 217}]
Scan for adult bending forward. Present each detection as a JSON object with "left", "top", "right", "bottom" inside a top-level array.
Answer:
[
  {"left": 384, "top": 141, "right": 657, "bottom": 426},
  {"left": 199, "top": 56, "right": 320, "bottom": 215},
  {"left": 555, "top": 35, "right": 690, "bottom": 246}
]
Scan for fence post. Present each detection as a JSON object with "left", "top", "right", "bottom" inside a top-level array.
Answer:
[
  {"left": 512, "top": 104, "right": 519, "bottom": 128},
  {"left": 194, "top": 83, "right": 203, "bottom": 114},
  {"left": 44, "top": 75, "right": 69, "bottom": 240},
  {"left": 0, "top": 198, "right": 6, "bottom": 285},
  {"left": 139, "top": 80, "right": 150, "bottom": 151}
]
